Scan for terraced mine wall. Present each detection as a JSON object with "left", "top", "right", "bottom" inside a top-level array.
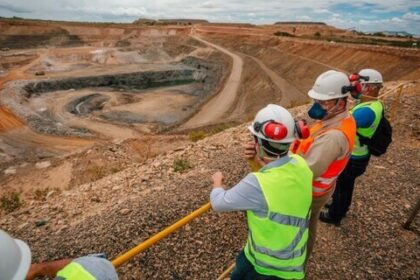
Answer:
[
  {"left": 0, "top": 29, "right": 83, "bottom": 49},
  {"left": 23, "top": 69, "right": 199, "bottom": 96},
  {"left": 1, "top": 56, "right": 227, "bottom": 136}
]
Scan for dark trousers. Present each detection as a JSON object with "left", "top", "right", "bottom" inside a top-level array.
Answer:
[
  {"left": 328, "top": 156, "right": 370, "bottom": 221},
  {"left": 231, "top": 250, "right": 284, "bottom": 280}
]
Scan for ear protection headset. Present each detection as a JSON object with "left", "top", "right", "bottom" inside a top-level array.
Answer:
[
  {"left": 253, "top": 119, "right": 309, "bottom": 141},
  {"left": 345, "top": 73, "right": 370, "bottom": 98},
  {"left": 295, "top": 119, "right": 310, "bottom": 139}
]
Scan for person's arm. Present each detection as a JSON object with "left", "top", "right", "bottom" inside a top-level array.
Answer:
[
  {"left": 303, "top": 130, "right": 348, "bottom": 178},
  {"left": 210, "top": 172, "right": 267, "bottom": 213},
  {"left": 352, "top": 107, "right": 376, "bottom": 128},
  {"left": 26, "top": 259, "right": 72, "bottom": 280}
]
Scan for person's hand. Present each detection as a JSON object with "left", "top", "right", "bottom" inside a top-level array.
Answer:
[
  {"left": 212, "top": 171, "right": 224, "bottom": 188},
  {"left": 26, "top": 259, "right": 72, "bottom": 280},
  {"left": 244, "top": 141, "right": 257, "bottom": 159},
  {"left": 26, "top": 264, "right": 42, "bottom": 280}
]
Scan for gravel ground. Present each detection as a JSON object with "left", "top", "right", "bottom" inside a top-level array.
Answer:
[{"left": 1, "top": 86, "right": 419, "bottom": 279}]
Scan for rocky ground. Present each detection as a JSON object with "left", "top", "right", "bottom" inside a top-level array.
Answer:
[{"left": 0, "top": 84, "right": 419, "bottom": 279}]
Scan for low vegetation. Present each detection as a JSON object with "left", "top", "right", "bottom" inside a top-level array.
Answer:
[
  {"left": 0, "top": 192, "right": 23, "bottom": 213},
  {"left": 188, "top": 122, "right": 238, "bottom": 142},
  {"left": 304, "top": 34, "right": 419, "bottom": 48},
  {"left": 273, "top": 31, "right": 295, "bottom": 37},
  {"left": 173, "top": 158, "right": 192, "bottom": 173}
]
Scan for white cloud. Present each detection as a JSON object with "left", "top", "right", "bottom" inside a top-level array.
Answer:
[
  {"left": 402, "top": 12, "right": 420, "bottom": 21},
  {"left": 201, "top": 2, "right": 216, "bottom": 9},
  {"left": 296, "top": 15, "right": 311, "bottom": 21},
  {"left": 391, "top": 17, "right": 403, "bottom": 23},
  {"left": 0, "top": 0, "right": 418, "bottom": 34}
]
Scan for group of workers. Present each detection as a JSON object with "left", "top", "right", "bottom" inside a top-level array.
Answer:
[
  {"left": 210, "top": 68, "right": 387, "bottom": 279},
  {"left": 0, "top": 68, "right": 386, "bottom": 280}
]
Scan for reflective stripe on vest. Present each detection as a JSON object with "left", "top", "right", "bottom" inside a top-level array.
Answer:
[
  {"left": 56, "top": 262, "right": 96, "bottom": 280},
  {"left": 248, "top": 210, "right": 310, "bottom": 261},
  {"left": 291, "top": 115, "right": 356, "bottom": 197},
  {"left": 244, "top": 154, "right": 312, "bottom": 279},
  {"left": 351, "top": 101, "right": 383, "bottom": 157}
]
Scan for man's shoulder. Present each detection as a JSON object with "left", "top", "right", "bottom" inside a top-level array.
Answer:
[{"left": 318, "top": 129, "right": 347, "bottom": 140}]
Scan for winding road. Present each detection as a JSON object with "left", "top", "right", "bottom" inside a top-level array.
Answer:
[{"left": 180, "top": 35, "right": 243, "bottom": 129}]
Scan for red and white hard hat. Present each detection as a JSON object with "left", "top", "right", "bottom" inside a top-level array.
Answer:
[{"left": 248, "top": 104, "right": 296, "bottom": 143}]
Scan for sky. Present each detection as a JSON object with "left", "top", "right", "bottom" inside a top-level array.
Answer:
[{"left": 0, "top": 0, "right": 419, "bottom": 35}]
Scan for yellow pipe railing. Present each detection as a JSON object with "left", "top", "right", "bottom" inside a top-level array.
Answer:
[
  {"left": 388, "top": 85, "right": 404, "bottom": 123},
  {"left": 112, "top": 202, "right": 211, "bottom": 267},
  {"left": 111, "top": 159, "right": 260, "bottom": 269}
]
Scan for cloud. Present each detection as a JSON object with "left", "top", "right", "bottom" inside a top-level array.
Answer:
[
  {"left": 296, "top": 15, "right": 312, "bottom": 21},
  {"left": 0, "top": 4, "right": 30, "bottom": 13},
  {"left": 201, "top": 2, "right": 216, "bottom": 9},
  {"left": 0, "top": 0, "right": 418, "bottom": 34},
  {"left": 402, "top": 12, "right": 420, "bottom": 21}
]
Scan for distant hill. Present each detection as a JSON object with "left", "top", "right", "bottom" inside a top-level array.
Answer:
[
  {"left": 133, "top": 18, "right": 209, "bottom": 25},
  {"left": 381, "top": 31, "right": 413, "bottom": 37},
  {"left": 275, "top": 21, "right": 326, "bottom": 25}
]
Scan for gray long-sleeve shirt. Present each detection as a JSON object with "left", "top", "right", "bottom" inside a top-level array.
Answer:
[{"left": 210, "top": 155, "right": 295, "bottom": 215}]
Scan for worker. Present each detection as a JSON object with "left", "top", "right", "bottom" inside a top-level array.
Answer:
[
  {"left": 245, "top": 70, "right": 356, "bottom": 260},
  {"left": 0, "top": 229, "right": 118, "bottom": 280},
  {"left": 320, "top": 69, "right": 389, "bottom": 225},
  {"left": 211, "top": 104, "right": 313, "bottom": 279}
]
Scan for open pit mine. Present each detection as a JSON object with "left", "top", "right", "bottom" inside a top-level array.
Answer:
[{"left": 0, "top": 18, "right": 419, "bottom": 280}]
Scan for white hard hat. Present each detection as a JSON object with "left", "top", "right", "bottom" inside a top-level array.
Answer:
[
  {"left": 248, "top": 104, "right": 296, "bottom": 143},
  {"left": 359, "top": 69, "right": 383, "bottom": 84},
  {"left": 308, "top": 70, "right": 351, "bottom": 100},
  {"left": 0, "top": 230, "right": 31, "bottom": 280}
]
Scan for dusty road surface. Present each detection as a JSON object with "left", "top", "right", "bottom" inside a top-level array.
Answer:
[{"left": 180, "top": 35, "right": 243, "bottom": 129}]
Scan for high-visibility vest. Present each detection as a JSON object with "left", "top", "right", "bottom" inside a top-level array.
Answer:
[
  {"left": 56, "top": 262, "right": 96, "bottom": 280},
  {"left": 290, "top": 115, "right": 356, "bottom": 197},
  {"left": 351, "top": 101, "right": 383, "bottom": 158},
  {"left": 244, "top": 154, "right": 312, "bottom": 280}
]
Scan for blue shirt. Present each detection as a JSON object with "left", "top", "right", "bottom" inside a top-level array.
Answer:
[
  {"left": 352, "top": 106, "right": 375, "bottom": 128},
  {"left": 210, "top": 155, "right": 294, "bottom": 217}
]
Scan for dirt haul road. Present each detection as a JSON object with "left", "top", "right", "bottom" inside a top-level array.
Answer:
[{"left": 180, "top": 35, "right": 243, "bottom": 129}]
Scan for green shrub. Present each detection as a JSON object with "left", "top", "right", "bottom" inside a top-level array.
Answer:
[
  {"left": 173, "top": 158, "right": 192, "bottom": 173},
  {"left": 274, "top": 31, "right": 294, "bottom": 37},
  {"left": 1, "top": 192, "right": 23, "bottom": 213},
  {"left": 189, "top": 130, "right": 207, "bottom": 142},
  {"left": 314, "top": 32, "right": 321, "bottom": 37},
  {"left": 33, "top": 188, "right": 50, "bottom": 201}
]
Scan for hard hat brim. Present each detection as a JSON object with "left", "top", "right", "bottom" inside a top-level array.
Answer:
[
  {"left": 12, "top": 239, "right": 31, "bottom": 280},
  {"left": 308, "top": 89, "right": 349, "bottom": 100}
]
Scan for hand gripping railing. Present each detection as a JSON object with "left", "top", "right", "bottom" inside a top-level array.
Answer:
[{"left": 111, "top": 159, "right": 260, "bottom": 273}]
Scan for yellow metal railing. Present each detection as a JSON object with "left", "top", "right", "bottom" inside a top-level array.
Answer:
[
  {"left": 112, "top": 202, "right": 212, "bottom": 267},
  {"left": 111, "top": 159, "right": 260, "bottom": 276}
]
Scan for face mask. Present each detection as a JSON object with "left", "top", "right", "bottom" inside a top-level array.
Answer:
[{"left": 308, "top": 102, "right": 327, "bottom": 120}]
